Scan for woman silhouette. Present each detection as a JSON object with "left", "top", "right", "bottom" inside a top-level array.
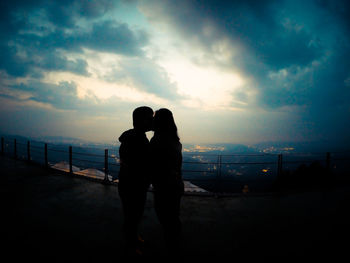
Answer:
[{"left": 150, "top": 108, "right": 184, "bottom": 254}]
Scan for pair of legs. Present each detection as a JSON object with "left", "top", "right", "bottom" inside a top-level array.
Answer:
[
  {"left": 118, "top": 183, "right": 148, "bottom": 250},
  {"left": 154, "top": 190, "right": 182, "bottom": 253}
]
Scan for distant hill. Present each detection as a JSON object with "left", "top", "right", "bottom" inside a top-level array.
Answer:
[
  {"left": 0, "top": 133, "right": 117, "bottom": 149},
  {"left": 1, "top": 132, "right": 348, "bottom": 155}
]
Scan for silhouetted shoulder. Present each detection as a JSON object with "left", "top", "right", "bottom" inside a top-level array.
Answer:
[{"left": 119, "top": 129, "right": 136, "bottom": 143}]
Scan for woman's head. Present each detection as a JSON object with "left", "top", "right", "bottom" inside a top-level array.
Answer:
[{"left": 153, "top": 108, "right": 179, "bottom": 141}]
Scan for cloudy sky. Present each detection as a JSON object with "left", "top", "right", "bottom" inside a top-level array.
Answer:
[{"left": 0, "top": 0, "right": 349, "bottom": 146}]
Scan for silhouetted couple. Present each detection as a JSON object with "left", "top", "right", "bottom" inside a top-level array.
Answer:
[{"left": 118, "top": 106, "right": 184, "bottom": 256}]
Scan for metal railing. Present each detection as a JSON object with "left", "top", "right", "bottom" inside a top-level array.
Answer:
[
  {"left": 1, "top": 136, "right": 350, "bottom": 194},
  {"left": 1, "top": 137, "right": 116, "bottom": 182}
]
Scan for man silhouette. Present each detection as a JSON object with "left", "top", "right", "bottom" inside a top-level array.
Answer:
[{"left": 118, "top": 106, "right": 153, "bottom": 256}]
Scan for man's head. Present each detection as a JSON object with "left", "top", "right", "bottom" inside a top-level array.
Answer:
[{"left": 132, "top": 106, "right": 154, "bottom": 132}]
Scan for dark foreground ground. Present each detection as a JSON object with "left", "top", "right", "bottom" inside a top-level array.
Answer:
[{"left": 1, "top": 155, "right": 350, "bottom": 260}]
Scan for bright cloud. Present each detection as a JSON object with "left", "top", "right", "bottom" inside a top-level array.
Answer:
[{"left": 159, "top": 54, "right": 244, "bottom": 110}]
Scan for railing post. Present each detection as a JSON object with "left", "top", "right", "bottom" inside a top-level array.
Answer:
[
  {"left": 104, "top": 149, "right": 109, "bottom": 182},
  {"left": 277, "top": 154, "right": 283, "bottom": 178},
  {"left": 14, "top": 139, "right": 17, "bottom": 159},
  {"left": 44, "top": 143, "right": 48, "bottom": 168},
  {"left": 216, "top": 155, "right": 222, "bottom": 195},
  {"left": 1, "top": 137, "right": 4, "bottom": 155},
  {"left": 69, "top": 146, "right": 73, "bottom": 174},
  {"left": 27, "top": 141, "right": 31, "bottom": 162}
]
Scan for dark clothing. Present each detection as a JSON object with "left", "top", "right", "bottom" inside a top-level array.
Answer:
[
  {"left": 150, "top": 135, "right": 184, "bottom": 252},
  {"left": 118, "top": 129, "right": 151, "bottom": 249},
  {"left": 118, "top": 129, "right": 151, "bottom": 186},
  {"left": 150, "top": 136, "right": 183, "bottom": 191}
]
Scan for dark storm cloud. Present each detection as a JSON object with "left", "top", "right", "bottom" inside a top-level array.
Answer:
[
  {"left": 316, "top": 0, "right": 350, "bottom": 30},
  {"left": 142, "top": 0, "right": 320, "bottom": 69},
  {"left": 77, "top": 20, "right": 148, "bottom": 55},
  {"left": 0, "top": 0, "right": 148, "bottom": 78},
  {"left": 0, "top": 39, "right": 91, "bottom": 78},
  {"left": 0, "top": 0, "right": 118, "bottom": 29},
  {"left": 142, "top": 0, "right": 350, "bottom": 143},
  {"left": 45, "top": 0, "right": 117, "bottom": 28},
  {"left": 145, "top": 0, "right": 350, "bottom": 98},
  {"left": 0, "top": 0, "right": 180, "bottom": 105},
  {"left": 33, "top": 20, "right": 148, "bottom": 55}
]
